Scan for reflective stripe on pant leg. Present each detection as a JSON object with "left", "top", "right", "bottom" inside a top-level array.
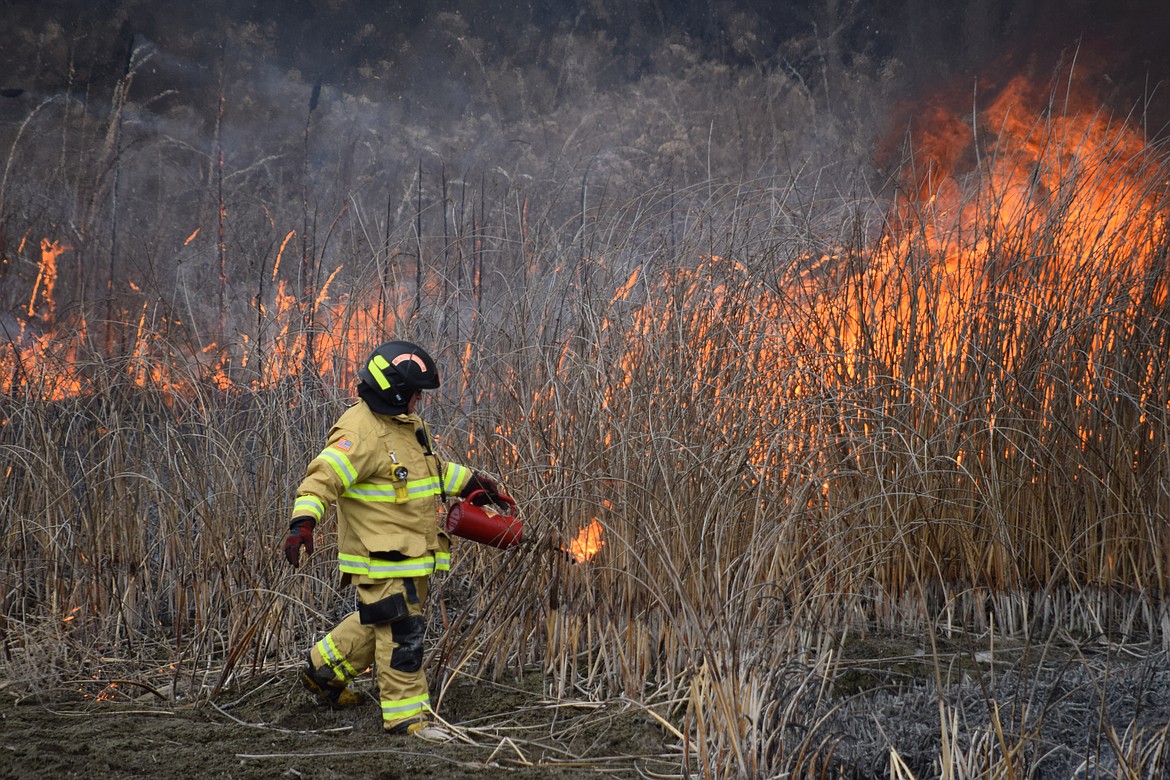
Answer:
[
  {"left": 376, "top": 620, "right": 430, "bottom": 729},
  {"left": 381, "top": 693, "right": 431, "bottom": 723},
  {"left": 314, "top": 634, "right": 361, "bottom": 683},
  {"left": 364, "top": 576, "right": 431, "bottom": 729},
  {"left": 310, "top": 611, "right": 369, "bottom": 684}
]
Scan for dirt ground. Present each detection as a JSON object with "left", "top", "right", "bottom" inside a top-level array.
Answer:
[
  {"left": 0, "top": 668, "right": 679, "bottom": 780},
  {"left": 5, "top": 638, "right": 1168, "bottom": 779}
]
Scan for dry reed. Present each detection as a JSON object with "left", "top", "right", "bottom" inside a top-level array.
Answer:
[{"left": 3, "top": 83, "right": 1170, "bottom": 780}]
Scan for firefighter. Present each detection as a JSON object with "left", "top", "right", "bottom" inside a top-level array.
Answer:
[{"left": 282, "top": 340, "right": 510, "bottom": 738}]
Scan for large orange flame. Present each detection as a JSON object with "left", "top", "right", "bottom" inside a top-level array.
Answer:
[
  {"left": 0, "top": 68, "right": 1161, "bottom": 430},
  {"left": 564, "top": 519, "right": 605, "bottom": 563},
  {"left": 0, "top": 235, "right": 414, "bottom": 400}
]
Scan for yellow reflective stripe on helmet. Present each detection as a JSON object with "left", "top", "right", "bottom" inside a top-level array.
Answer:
[
  {"left": 338, "top": 553, "right": 437, "bottom": 578},
  {"left": 443, "top": 462, "right": 472, "bottom": 495},
  {"left": 381, "top": 693, "right": 431, "bottom": 720},
  {"left": 367, "top": 353, "right": 393, "bottom": 390},
  {"left": 318, "top": 447, "right": 358, "bottom": 487},
  {"left": 316, "top": 633, "right": 360, "bottom": 681},
  {"left": 293, "top": 494, "right": 326, "bottom": 521}
]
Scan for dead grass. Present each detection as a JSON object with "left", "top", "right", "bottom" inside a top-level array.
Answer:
[{"left": 3, "top": 69, "right": 1170, "bottom": 779}]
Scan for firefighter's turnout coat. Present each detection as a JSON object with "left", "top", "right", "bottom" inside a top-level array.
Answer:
[
  {"left": 291, "top": 400, "right": 474, "bottom": 729},
  {"left": 292, "top": 401, "right": 473, "bottom": 577}
]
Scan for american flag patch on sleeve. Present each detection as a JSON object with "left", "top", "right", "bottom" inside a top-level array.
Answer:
[{"left": 334, "top": 437, "right": 353, "bottom": 452}]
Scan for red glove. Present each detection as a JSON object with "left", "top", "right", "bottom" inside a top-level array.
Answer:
[
  {"left": 461, "top": 472, "right": 512, "bottom": 508},
  {"left": 284, "top": 517, "right": 316, "bottom": 568}
]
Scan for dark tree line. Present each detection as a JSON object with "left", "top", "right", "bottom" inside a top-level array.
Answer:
[{"left": 6, "top": 0, "right": 1169, "bottom": 119}]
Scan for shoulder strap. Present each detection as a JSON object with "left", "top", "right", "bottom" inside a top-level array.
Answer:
[{"left": 416, "top": 422, "right": 447, "bottom": 503}]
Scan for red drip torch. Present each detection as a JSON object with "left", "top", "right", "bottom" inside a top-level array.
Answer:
[{"left": 443, "top": 490, "right": 522, "bottom": 549}]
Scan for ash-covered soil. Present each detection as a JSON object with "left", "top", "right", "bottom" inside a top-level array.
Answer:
[
  {"left": 0, "top": 669, "right": 678, "bottom": 780},
  {"left": 819, "top": 636, "right": 1170, "bottom": 779}
]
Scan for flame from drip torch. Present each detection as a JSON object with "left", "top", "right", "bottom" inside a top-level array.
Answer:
[{"left": 564, "top": 518, "right": 604, "bottom": 563}]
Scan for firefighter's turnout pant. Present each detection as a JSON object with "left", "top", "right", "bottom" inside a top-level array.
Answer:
[{"left": 308, "top": 574, "right": 430, "bottom": 730}]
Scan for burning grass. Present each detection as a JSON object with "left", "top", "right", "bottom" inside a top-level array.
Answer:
[{"left": 3, "top": 70, "right": 1170, "bottom": 778}]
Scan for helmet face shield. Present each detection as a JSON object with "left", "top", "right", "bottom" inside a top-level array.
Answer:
[{"left": 358, "top": 341, "right": 440, "bottom": 411}]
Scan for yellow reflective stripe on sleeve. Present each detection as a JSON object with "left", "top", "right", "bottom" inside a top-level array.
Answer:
[
  {"left": 435, "top": 550, "right": 451, "bottom": 572},
  {"left": 318, "top": 447, "right": 358, "bottom": 487},
  {"left": 338, "top": 553, "right": 437, "bottom": 578},
  {"left": 381, "top": 694, "right": 431, "bottom": 720},
  {"left": 293, "top": 495, "right": 326, "bottom": 521},
  {"left": 443, "top": 462, "right": 472, "bottom": 495}
]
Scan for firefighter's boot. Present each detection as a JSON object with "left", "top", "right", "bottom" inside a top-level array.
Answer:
[
  {"left": 386, "top": 717, "right": 453, "bottom": 742},
  {"left": 300, "top": 652, "right": 361, "bottom": 708}
]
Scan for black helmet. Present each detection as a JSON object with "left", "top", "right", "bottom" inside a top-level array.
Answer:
[{"left": 358, "top": 341, "right": 440, "bottom": 410}]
